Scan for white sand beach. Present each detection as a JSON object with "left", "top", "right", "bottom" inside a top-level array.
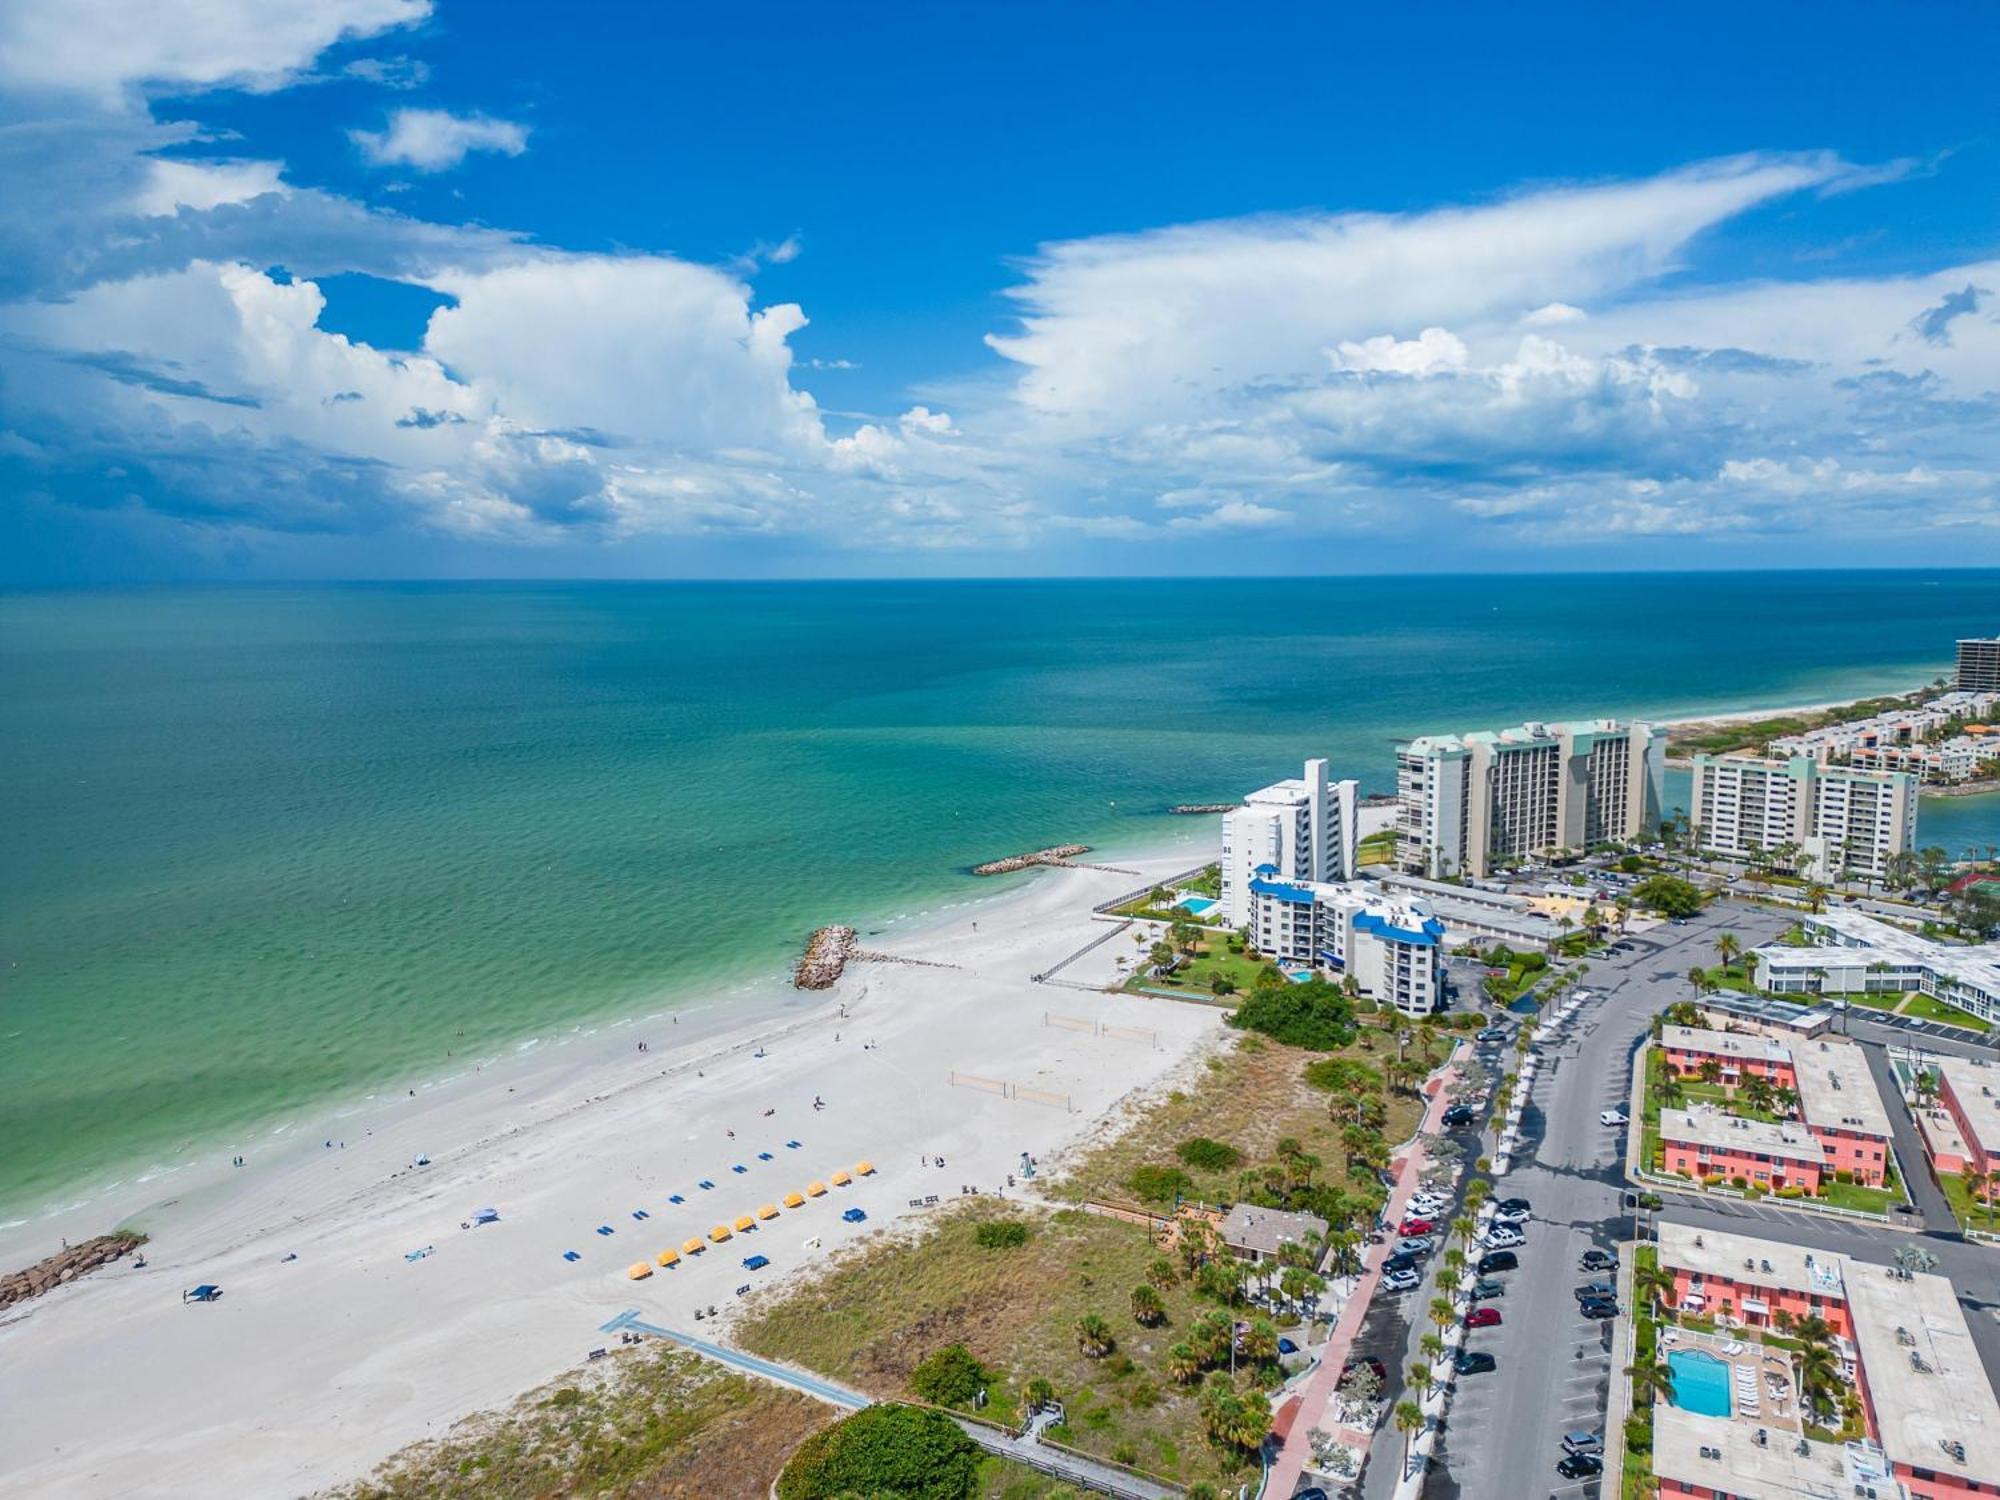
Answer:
[{"left": 0, "top": 846, "right": 1226, "bottom": 1499}]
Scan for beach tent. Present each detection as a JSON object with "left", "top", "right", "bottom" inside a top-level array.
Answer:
[
  {"left": 733, "top": 1213, "right": 755, "bottom": 1232},
  {"left": 806, "top": 1181, "right": 828, "bottom": 1197},
  {"left": 683, "top": 1237, "right": 705, "bottom": 1255},
  {"left": 830, "top": 1169, "right": 852, "bottom": 1187},
  {"left": 855, "top": 1161, "right": 875, "bottom": 1176},
  {"left": 627, "top": 1261, "right": 652, "bottom": 1280},
  {"left": 656, "top": 1248, "right": 681, "bottom": 1267},
  {"left": 782, "top": 1190, "right": 805, "bottom": 1208},
  {"left": 470, "top": 1207, "right": 500, "bottom": 1225},
  {"left": 757, "top": 1203, "right": 779, "bottom": 1220},
  {"left": 709, "top": 1224, "right": 732, "bottom": 1242}
]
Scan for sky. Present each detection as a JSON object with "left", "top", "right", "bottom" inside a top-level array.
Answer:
[{"left": 3, "top": 2, "right": 1999, "bottom": 582}]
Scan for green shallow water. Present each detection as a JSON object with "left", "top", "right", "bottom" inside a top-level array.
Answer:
[{"left": 2, "top": 574, "right": 1996, "bottom": 1217}]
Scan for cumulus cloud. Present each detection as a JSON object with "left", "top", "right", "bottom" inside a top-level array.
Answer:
[
  {"left": 351, "top": 108, "right": 531, "bottom": 171},
  {"left": 133, "top": 158, "right": 287, "bottom": 216}
]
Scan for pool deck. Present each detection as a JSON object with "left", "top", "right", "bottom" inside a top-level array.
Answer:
[{"left": 1662, "top": 1327, "right": 1800, "bottom": 1431}]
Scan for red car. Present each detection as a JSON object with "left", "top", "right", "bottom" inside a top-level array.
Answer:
[
  {"left": 1466, "top": 1307, "right": 1502, "bottom": 1328},
  {"left": 1399, "top": 1218, "right": 1435, "bottom": 1236}
]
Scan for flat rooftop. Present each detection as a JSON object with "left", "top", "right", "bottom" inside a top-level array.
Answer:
[
  {"left": 1935, "top": 1054, "right": 2000, "bottom": 1156},
  {"left": 1657, "top": 1221, "right": 1846, "bottom": 1300},
  {"left": 1661, "top": 1025, "right": 1792, "bottom": 1066},
  {"left": 1788, "top": 1037, "right": 1893, "bottom": 1140},
  {"left": 1756, "top": 908, "right": 2000, "bottom": 999},
  {"left": 1653, "top": 1406, "right": 1883, "bottom": 1499},
  {"left": 1845, "top": 1265, "right": 2000, "bottom": 1487},
  {"left": 1660, "top": 1106, "right": 1827, "bottom": 1164},
  {"left": 1698, "top": 993, "right": 1832, "bottom": 1036}
]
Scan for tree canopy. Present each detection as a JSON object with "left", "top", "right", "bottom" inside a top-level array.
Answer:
[
  {"left": 1227, "top": 977, "right": 1358, "bottom": 1049},
  {"left": 1631, "top": 874, "right": 1703, "bottom": 920},
  {"left": 776, "top": 1404, "right": 978, "bottom": 1500}
]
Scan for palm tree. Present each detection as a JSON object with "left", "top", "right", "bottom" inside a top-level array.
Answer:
[
  {"left": 1074, "top": 1314, "right": 1115, "bottom": 1359},
  {"left": 1130, "top": 1284, "right": 1166, "bottom": 1326},
  {"left": 1024, "top": 1375, "right": 1056, "bottom": 1412},
  {"left": 1626, "top": 1358, "right": 1677, "bottom": 1408},
  {"left": 1408, "top": 1359, "right": 1433, "bottom": 1399},
  {"left": 1393, "top": 1399, "right": 1426, "bottom": 1478},
  {"left": 1165, "top": 1342, "right": 1203, "bottom": 1384},
  {"left": 1631, "top": 1259, "right": 1676, "bottom": 1313},
  {"left": 1428, "top": 1296, "right": 1456, "bottom": 1338},
  {"left": 1716, "top": 932, "right": 1740, "bottom": 969},
  {"left": 1435, "top": 1267, "right": 1460, "bottom": 1298},
  {"left": 1419, "top": 1331, "right": 1445, "bottom": 1368},
  {"left": 1147, "top": 1255, "right": 1178, "bottom": 1290},
  {"left": 1441, "top": 1247, "right": 1467, "bottom": 1278},
  {"left": 1964, "top": 1167, "right": 1993, "bottom": 1227},
  {"left": 1688, "top": 964, "right": 1710, "bottom": 996},
  {"left": 1240, "top": 1318, "right": 1279, "bottom": 1363},
  {"left": 1805, "top": 883, "right": 1830, "bottom": 914},
  {"left": 1697, "top": 1058, "right": 1723, "bottom": 1087},
  {"left": 1450, "top": 1214, "right": 1476, "bottom": 1247},
  {"left": 1656, "top": 1071, "right": 1686, "bottom": 1110}
]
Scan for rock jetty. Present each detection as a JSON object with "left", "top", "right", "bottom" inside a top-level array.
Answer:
[
  {"left": 1169, "top": 803, "right": 1234, "bottom": 815},
  {"left": 793, "top": 925, "right": 858, "bottom": 989},
  {"left": 972, "top": 844, "right": 1090, "bottom": 876},
  {"left": 1, "top": 1232, "right": 147, "bottom": 1311}
]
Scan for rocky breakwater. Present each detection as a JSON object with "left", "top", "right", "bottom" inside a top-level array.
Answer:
[
  {"left": 972, "top": 844, "right": 1090, "bottom": 876},
  {"left": 1, "top": 1231, "right": 147, "bottom": 1311},
  {"left": 793, "top": 925, "right": 858, "bottom": 989},
  {"left": 1169, "top": 803, "right": 1234, "bottom": 815}
]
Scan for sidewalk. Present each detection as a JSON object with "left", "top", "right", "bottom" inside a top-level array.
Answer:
[{"left": 1264, "top": 1046, "right": 1467, "bottom": 1498}]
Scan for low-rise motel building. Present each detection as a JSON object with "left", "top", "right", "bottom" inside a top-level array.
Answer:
[
  {"left": 1913, "top": 1053, "right": 2000, "bottom": 1196},
  {"left": 1658, "top": 1025, "right": 1894, "bottom": 1189},
  {"left": 1652, "top": 1222, "right": 2000, "bottom": 1499}
]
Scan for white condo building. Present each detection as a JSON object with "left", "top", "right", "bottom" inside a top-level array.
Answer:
[
  {"left": 1243, "top": 875, "right": 1445, "bottom": 1016},
  {"left": 1219, "top": 758, "right": 1357, "bottom": 925},
  {"left": 1395, "top": 719, "right": 1664, "bottom": 879},
  {"left": 1689, "top": 754, "right": 1917, "bottom": 882}
]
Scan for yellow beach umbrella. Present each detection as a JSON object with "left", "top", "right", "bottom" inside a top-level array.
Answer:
[
  {"left": 627, "top": 1261, "right": 652, "bottom": 1280},
  {"left": 656, "top": 1248, "right": 681, "bottom": 1267},
  {"left": 733, "top": 1213, "right": 755, "bottom": 1232},
  {"left": 757, "top": 1203, "right": 779, "bottom": 1220},
  {"left": 855, "top": 1160, "right": 875, "bottom": 1176},
  {"left": 683, "top": 1236, "right": 705, "bottom": 1255},
  {"left": 782, "top": 1190, "right": 805, "bottom": 1209},
  {"left": 830, "top": 1169, "right": 852, "bottom": 1187},
  {"left": 710, "top": 1224, "right": 732, "bottom": 1242},
  {"left": 806, "top": 1181, "right": 828, "bottom": 1197}
]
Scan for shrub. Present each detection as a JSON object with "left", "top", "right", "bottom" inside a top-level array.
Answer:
[
  {"left": 1776, "top": 1185, "right": 1804, "bottom": 1200},
  {"left": 1130, "top": 1164, "right": 1196, "bottom": 1204},
  {"left": 1226, "top": 978, "right": 1358, "bottom": 1050},
  {"left": 909, "top": 1344, "right": 988, "bottom": 1407},
  {"left": 1623, "top": 1412, "right": 1653, "bottom": 1455},
  {"left": 1619, "top": 854, "right": 1646, "bottom": 873},
  {"left": 1176, "top": 1137, "right": 1243, "bottom": 1171},
  {"left": 777, "top": 1404, "right": 978, "bottom": 1500},
  {"left": 973, "top": 1219, "right": 1030, "bottom": 1249},
  {"left": 1730, "top": 1175, "right": 1749, "bottom": 1191},
  {"left": 1632, "top": 875, "right": 1703, "bottom": 919}
]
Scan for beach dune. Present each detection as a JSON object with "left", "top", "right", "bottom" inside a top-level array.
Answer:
[{"left": 0, "top": 849, "right": 1220, "bottom": 1499}]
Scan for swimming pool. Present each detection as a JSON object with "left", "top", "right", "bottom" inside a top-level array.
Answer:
[
  {"left": 1176, "top": 896, "right": 1219, "bottom": 916},
  {"left": 1668, "top": 1350, "right": 1733, "bottom": 1418}
]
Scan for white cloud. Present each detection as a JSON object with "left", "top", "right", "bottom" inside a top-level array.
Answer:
[
  {"left": 1522, "top": 301, "right": 1587, "bottom": 327},
  {"left": 0, "top": 0, "right": 429, "bottom": 103},
  {"left": 1331, "top": 326, "right": 1468, "bottom": 376},
  {"left": 899, "top": 405, "right": 955, "bottom": 435},
  {"left": 351, "top": 109, "right": 531, "bottom": 172},
  {"left": 133, "top": 158, "right": 287, "bottom": 216}
]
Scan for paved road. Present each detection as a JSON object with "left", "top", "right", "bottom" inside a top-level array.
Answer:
[{"left": 1417, "top": 901, "right": 1794, "bottom": 1500}]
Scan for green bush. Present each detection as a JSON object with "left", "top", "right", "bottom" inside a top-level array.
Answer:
[
  {"left": 909, "top": 1343, "right": 988, "bottom": 1407},
  {"left": 777, "top": 1404, "right": 978, "bottom": 1500},
  {"left": 973, "top": 1219, "right": 1030, "bottom": 1249},
  {"left": 1226, "top": 978, "right": 1358, "bottom": 1049},
  {"left": 1130, "top": 1164, "right": 1196, "bottom": 1204},
  {"left": 1632, "top": 875, "right": 1703, "bottom": 919},
  {"left": 1175, "top": 1137, "right": 1242, "bottom": 1171}
]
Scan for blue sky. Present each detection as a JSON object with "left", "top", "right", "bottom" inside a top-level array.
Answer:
[{"left": 3, "top": 1, "right": 1999, "bottom": 581}]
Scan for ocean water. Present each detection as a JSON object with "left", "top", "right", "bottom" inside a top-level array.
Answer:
[{"left": 3, "top": 573, "right": 1997, "bottom": 1217}]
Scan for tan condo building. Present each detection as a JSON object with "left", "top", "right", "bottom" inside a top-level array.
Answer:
[{"left": 1689, "top": 754, "right": 1917, "bottom": 882}]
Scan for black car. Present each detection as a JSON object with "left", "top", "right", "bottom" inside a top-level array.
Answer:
[
  {"left": 1455, "top": 1351, "right": 1496, "bottom": 1375},
  {"left": 1383, "top": 1251, "right": 1419, "bottom": 1273},
  {"left": 1893, "top": 1203, "right": 1920, "bottom": 1215},
  {"left": 1574, "top": 1281, "right": 1614, "bottom": 1301},
  {"left": 1557, "top": 1453, "right": 1604, "bottom": 1479},
  {"left": 1476, "top": 1250, "right": 1518, "bottom": 1275},
  {"left": 1470, "top": 1277, "right": 1505, "bottom": 1299},
  {"left": 1293, "top": 1489, "right": 1330, "bottom": 1500},
  {"left": 1580, "top": 1298, "right": 1619, "bottom": 1319},
  {"left": 1496, "top": 1197, "right": 1531, "bottom": 1213},
  {"left": 1579, "top": 1249, "right": 1617, "bottom": 1272},
  {"left": 1442, "top": 1104, "right": 1477, "bottom": 1128}
]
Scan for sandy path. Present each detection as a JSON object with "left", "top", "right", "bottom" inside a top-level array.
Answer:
[{"left": 0, "top": 849, "right": 1223, "bottom": 1499}]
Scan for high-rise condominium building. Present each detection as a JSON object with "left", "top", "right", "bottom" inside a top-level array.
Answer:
[
  {"left": 1394, "top": 719, "right": 1664, "bottom": 880},
  {"left": 1219, "top": 758, "right": 1357, "bottom": 925},
  {"left": 1688, "top": 754, "right": 1917, "bottom": 881},
  {"left": 1956, "top": 636, "right": 2000, "bottom": 693}
]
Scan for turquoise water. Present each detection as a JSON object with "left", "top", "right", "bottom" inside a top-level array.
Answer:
[
  {"left": 1668, "top": 1349, "right": 1734, "bottom": 1417},
  {"left": 3, "top": 573, "right": 1998, "bottom": 1217}
]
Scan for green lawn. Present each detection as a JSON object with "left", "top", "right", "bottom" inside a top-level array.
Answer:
[
  {"left": 1939, "top": 1169, "right": 2000, "bottom": 1234},
  {"left": 1124, "top": 934, "right": 1268, "bottom": 997},
  {"left": 1899, "top": 993, "right": 1992, "bottom": 1032},
  {"left": 1815, "top": 1179, "right": 1901, "bottom": 1215},
  {"left": 1842, "top": 990, "right": 1904, "bottom": 1011},
  {"left": 1357, "top": 830, "right": 1397, "bottom": 869}
]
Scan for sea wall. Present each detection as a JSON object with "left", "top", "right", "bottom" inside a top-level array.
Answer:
[
  {"left": 972, "top": 844, "right": 1090, "bottom": 876},
  {"left": 792, "top": 925, "right": 858, "bottom": 989}
]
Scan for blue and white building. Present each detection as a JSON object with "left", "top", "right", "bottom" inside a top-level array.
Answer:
[
  {"left": 1219, "top": 758, "right": 1359, "bottom": 926},
  {"left": 1244, "top": 873, "right": 1446, "bottom": 1017}
]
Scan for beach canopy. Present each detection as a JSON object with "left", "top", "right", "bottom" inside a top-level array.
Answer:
[
  {"left": 757, "top": 1203, "right": 779, "bottom": 1220},
  {"left": 470, "top": 1207, "right": 500, "bottom": 1224},
  {"left": 855, "top": 1161, "right": 875, "bottom": 1176},
  {"left": 709, "top": 1224, "right": 732, "bottom": 1241},
  {"left": 627, "top": 1261, "right": 652, "bottom": 1280},
  {"left": 830, "top": 1169, "right": 852, "bottom": 1187},
  {"left": 656, "top": 1248, "right": 680, "bottom": 1267},
  {"left": 733, "top": 1213, "right": 756, "bottom": 1232},
  {"left": 683, "top": 1237, "right": 705, "bottom": 1254},
  {"left": 782, "top": 1191, "right": 805, "bottom": 1208},
  {"left": 806, "top": 1181, "right": 828, "bottom": 1196}
]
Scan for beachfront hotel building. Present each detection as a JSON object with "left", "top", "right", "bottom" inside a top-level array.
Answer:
[
  {"left": 1219, "top": 758, "right": 1358, "bottom": 925},
  {"left": 1242, "top": 876, "right": 1445, "bottom": 1016},
  {"left": 1688, "top": 753, "right": 1918, "bottom": 882},
  {"left": 1652, "top": 1222, "right": 2000, "bottom": 1499},
  {"left": 1751, "top": 908, "right": 2000, "bottom": 1027},
  {"left": 1957, "top": 637, "right": 2000, "bottom": 694},
  {"left": 1658, "top": 1026, "right": 1894, "bottom": 1187},
  {"left": 1393, "top": 718, "right": 1665, "bottom": 879}
]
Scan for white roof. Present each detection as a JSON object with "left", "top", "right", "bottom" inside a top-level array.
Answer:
[
  {"left": 1653, "top": 1407, "right": 1878, "bottom": 1499},
  {"left": 1754, "top": 909, "right": 2000, "bottom": 1003},
  {"left": 1935, "top": 1054, "right": 2000, "bottom": 1156},
  {"left": 1845, "top": 1265, "right": 2000, "bottom": 1486},
  {"left": 1657, "top": 1221, "right": 1845, "bottom": 1300},
  {"left": 1661, "top": 1025, "right": 1792, "bottom": 1065},
  {"left": 1660, "top": 1107, "right": 1826, "bottom": 1164},
  {"left": 1787, "top": 1037, "right": 1891, "bottom": 1140}
]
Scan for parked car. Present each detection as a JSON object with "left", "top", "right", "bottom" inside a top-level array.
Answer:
[
  {"left": 1580, "top": 1298, "right": 1619, "bottom": 1319},
  {"left": 1466, "top": 1307, "right": 1501, "bottom": 1328},
  {"left": 1482, "top": 1226, "right": 1525, "bottom": 1250},
  {"left": 1470, "top": 1277, "right": 1505, "bottom": 1299},
  {"left": 1407, "top": 1191, "right": 1449, "bottom": 1213},
  {"left": 1382, "top": 1267, "right": 1421, "bottom": 1293},
  {"left": 1398, "top": 1235, "right": 1437, "bottom": 1256},
  {"left": 1496, "top": 1197, "right": 1531, "bottom": 1213},
  {"left": 1442, "top": 1104, "right": 1477, "bottom": 1128},
  {"left": 1491, "top": 1205, "right": 1530, "bottom": 1225},
  {"left": 1382, "top": 1251, "right": 1419, "bottom": 1274},
  {"left": 1579, "top": 1249, "right": 1617, "bottom": 1272},
  {"left": 1455, "top": 1351, "right": 1496, "bottom": 1375},
  {"left": 1476, "top": 1027, "right": 1507, "bottom": 1042},
  {"left": 1562, "top": 1430, "right": 1604, "bottom": 1456},
  {"left": 1557, "top": 1453, "right": 1604, "bottom": 1479},
  {"left": 1476, "top": 1250, "right": 1518, "bottom": 1275},
  {"left": 1574, "top": 1281, "right": 1614, "bottom": 1302},
  {"left": 1399, "top": 1217, "right": 1436, "bottom": 1236},
  {"left": 1600, "top": 1107, "right": 1630, "bottom": 1126},
  {"left": 1893, "top": 1202, "right": 1920, "bottom": 1215}
]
